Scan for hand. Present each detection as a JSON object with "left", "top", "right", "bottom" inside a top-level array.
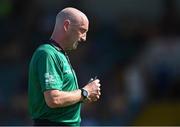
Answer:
[{"left": 83, "top": 79, "right": 101, "bottom": 102}]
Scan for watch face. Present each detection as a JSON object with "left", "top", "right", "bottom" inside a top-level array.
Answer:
[{"left": 83, "top": 90, "right": 88, "bottom": 97}]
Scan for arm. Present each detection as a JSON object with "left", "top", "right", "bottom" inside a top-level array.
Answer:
[
  {"left": 37, "top": 52, "right": 83, "bottom": 108},
  {"left": 44, "top": 79, "right": 101, "bottom": 108},
  {"left": 44, "top": 89, "right": 83, "bottom": 108}
]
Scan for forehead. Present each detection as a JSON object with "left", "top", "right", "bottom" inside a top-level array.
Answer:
[
  {"left": 79, "top": 17, "right": 89, "bottom": 30},
  {"left": 71, "top": 18, "right": 88, "bottom": 32},
  {"left": 69, "top": 12, "right": 89, "bottom": 31},
  {"left": 80, "top": 21, "right": 89, "bottom": 29}
]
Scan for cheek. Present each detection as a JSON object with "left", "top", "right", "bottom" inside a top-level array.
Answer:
[
  {"left": 68, "top": 32, "right": 76, "bottom": 40},
  {"left": 75, "top": 33, "right": 81, "bottom": 40},
  {"left": 77, "top": 31, "right": 82, "bottom": 37},
  {"left": 68, "top": 30, "right": 81, "bottom": 41}
]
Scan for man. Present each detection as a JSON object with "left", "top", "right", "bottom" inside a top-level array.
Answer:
[{"left": 28, "top": 7, "right": 101, "bottom": 126}]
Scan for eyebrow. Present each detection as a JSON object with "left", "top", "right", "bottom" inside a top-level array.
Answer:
[{"left": 80, "top": 27, "right": 88, "bottom": 32}]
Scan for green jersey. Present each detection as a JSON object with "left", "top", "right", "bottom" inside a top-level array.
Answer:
[{"left": 28, "top": 42, "right": 81, "bottom": 126}]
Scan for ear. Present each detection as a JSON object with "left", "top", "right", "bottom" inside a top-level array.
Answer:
[{"left": 64, "top": 20, "right": 70, "bottom": 32}]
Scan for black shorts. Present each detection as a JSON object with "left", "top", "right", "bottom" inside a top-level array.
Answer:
[{"left": 33, "top": 119, "right": 67, "bottom": 126}]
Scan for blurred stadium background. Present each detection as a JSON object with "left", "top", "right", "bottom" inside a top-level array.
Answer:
[{"left": 0, "top": 0, "right": 180, "bottom": 125}]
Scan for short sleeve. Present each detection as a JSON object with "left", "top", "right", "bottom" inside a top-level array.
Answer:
[{"left": 37, "top": 51, "right": 63, "bottom": 92}]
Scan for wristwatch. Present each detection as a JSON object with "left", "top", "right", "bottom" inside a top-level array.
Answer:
[{"left": 80, "top": 88, "right": 88, "bottom": 101}]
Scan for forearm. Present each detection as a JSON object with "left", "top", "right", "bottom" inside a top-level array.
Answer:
[{"left": 44, "top": 89, "right": 83, "bottom": 108}]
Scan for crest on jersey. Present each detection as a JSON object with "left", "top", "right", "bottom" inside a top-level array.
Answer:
[{"left": 44, "top": 72, "right": 55, "bottom": 85}]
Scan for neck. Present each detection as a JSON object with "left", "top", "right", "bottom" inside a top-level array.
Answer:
[{"left": 50, "top": 36, "right": 66, "bottom": 50}]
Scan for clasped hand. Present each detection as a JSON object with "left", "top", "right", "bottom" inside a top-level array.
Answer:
[{"left": 83, "top": 79, "right": 101, "bottom": 102}]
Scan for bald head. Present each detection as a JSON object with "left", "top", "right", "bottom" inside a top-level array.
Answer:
[
  {"left": 55, "top": 7, "right": 88, "bottom": 27},
  {"left": 51, "top": 7, "right": 89, "bottom": 50}
]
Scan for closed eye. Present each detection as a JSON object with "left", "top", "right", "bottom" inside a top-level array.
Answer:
[{"left": 79, "top": 28, "right": 87, "bottom": 34}]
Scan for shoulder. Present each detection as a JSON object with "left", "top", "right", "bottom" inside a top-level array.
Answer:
[
  {"left": 37, "top": 44, "right": 54, "bottom": 53},
  {"left": 35, "top": 44, "right": 65, "bottom": 61},
  {"left": 30, "top": 44, "right": 53, "bottom": 61},
  {"left": 33, "top": 44, "right": 56, "bottom": 56}
]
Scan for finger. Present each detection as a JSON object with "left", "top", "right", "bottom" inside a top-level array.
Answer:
[
  {"left": 98, "top": 91, "right": 101, "bottom": 95},
  {"left": 94, "top": 79, "right": 100, "bottom": 83},
  {"left": 95, "top": 83, "right": 101, "bottom": 87},
  {"left": 96, "top": 95, "right": 100, "bottom": 99},
  {"left": 87, "top": 97, "right": 92, "bottom": 102},
  {"left": 97, "top": 87, "right": 101, "bottom": 91}
]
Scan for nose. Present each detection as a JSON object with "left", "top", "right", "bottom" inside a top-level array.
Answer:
[{"left": 80, "top": 34, "right": 86, "bottom": 42}]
